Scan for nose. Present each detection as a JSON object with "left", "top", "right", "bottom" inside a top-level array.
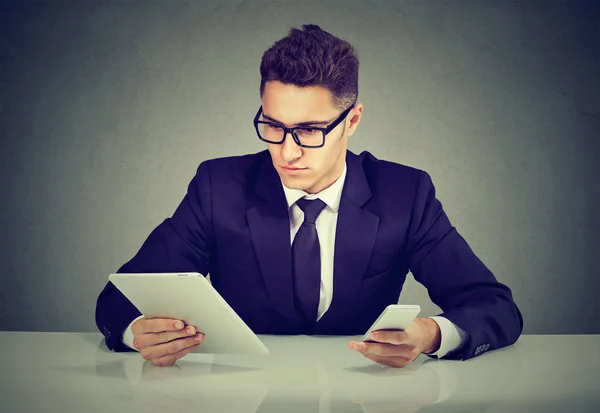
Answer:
[{"left": 280, "top": 131, "right": 302, "bottom": 163}]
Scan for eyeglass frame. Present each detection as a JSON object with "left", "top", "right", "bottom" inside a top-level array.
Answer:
[{"left": 253, "top": 103, "right": 356, "bottom": 148}]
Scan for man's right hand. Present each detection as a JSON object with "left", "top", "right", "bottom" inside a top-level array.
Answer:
[{"left": 131, "top": 318, "right": 204, "bottom": 366}]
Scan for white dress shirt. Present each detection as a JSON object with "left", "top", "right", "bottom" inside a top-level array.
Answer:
[{"left": 123, "top": 163, "right": 467, "bottom": 357}]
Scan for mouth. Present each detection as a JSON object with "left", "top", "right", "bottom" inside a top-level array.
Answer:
[{"left": 281, "top": 165, "right": 308, "bottom": 175}]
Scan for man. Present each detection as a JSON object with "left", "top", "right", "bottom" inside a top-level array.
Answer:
[{"left": 96, "top": 24, "right": 523, "bottom": 368}]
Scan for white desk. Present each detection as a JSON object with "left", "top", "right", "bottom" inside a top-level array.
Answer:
[{"left": 1, "top": 332, "right": 599, "bottom": 412}]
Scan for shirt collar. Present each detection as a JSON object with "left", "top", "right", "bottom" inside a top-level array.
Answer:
[{"left": 281, "top": 163, "right": 347, "bottom": 212}]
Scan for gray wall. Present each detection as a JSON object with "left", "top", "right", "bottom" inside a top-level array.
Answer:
[{"left": 1, "top": 0, "right": 598, "bottom": 334}]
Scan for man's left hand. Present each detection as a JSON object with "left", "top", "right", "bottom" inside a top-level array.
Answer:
[{"left": 348, "top": 318, "right": 441, "bottom": 368}]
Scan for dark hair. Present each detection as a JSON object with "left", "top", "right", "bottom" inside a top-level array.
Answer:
[{"left": 259, "top": 24, "right": 359, "bottom": 111}]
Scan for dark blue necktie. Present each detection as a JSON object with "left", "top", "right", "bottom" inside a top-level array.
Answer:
[{"left": 293, "top": 198, "right": 327, "bottom": 326}]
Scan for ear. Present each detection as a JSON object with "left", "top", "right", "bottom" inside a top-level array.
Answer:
[{"left": 345, "top": 103, "right": 363, "bottom": 138}]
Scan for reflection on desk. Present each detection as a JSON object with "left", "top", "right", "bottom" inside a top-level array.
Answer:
[{"left": 1, "top": 333, "right": 599, "bottom": 413}]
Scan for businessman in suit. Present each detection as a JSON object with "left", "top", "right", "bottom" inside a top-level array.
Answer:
[{"left": 96, "top": 24, "right": 523, "bottom": 368}]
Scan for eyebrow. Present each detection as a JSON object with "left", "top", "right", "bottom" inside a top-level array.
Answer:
[{"left": 261, "top": 113, "right": 331, "bottom": 127}]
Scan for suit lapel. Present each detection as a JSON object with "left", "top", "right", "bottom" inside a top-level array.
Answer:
[
  {"left": 246, "top": 157, "right": 301, "bottom": 324},
  {"left": 316, "top": 152, "right": 380, "bottom": 331}
]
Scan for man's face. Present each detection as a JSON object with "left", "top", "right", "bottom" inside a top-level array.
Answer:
[{"left": 260, "top": 80, "right": 362, "bottom": 194}]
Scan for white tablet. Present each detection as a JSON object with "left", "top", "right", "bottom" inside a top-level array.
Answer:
[
  {"left": 361, "top": 304, "right": 421, "bottom": 342},
  {"left": 108, "top": 272, "right": 269, "bottom": 355}
]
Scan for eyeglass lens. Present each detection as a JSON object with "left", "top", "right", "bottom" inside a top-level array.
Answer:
[{"left": 258, "top": 123, "right": 324, "bottom": 146}]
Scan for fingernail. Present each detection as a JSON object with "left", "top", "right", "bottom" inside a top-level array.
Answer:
[
  {"left": 175, "top": 321, "right": 184, "bottom": 329},
  {"left": 186, "top": 326, "right": 195, "bottom": 335},
  {"left": 194, "top": 334, "right": 203, "bottom": 342}
]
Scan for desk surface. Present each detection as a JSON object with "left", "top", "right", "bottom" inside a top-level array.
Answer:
[{"left": 1, "top": 332, "right": 599, "bottom": 413}]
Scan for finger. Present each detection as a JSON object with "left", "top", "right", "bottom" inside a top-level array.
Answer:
[
  {"left": 365, "top": 344, "right": 419, "bottom": 364},
  {"left": 361, "top": 352, "right": 408, "bottom": 369},
  {"left": 350, "top": 341, "right": 413, "bottom": 359},
  {"left": 363, "top": 342, "right": 396, "bottom": 357},
  {"left": 134, "top": 325, "right": 201, "bottom": 349},
  {"left": 149, "top": 325, "right": 199, "bottom": 345},
  {"left": 135, "top": 318, "right": 185, "bottom": 335},
  {"left": 369, "top": 330, "right": 409, "bottom": 345},
  {"left": 140, "top": 334, "right": 204, "bottom": 361},
  {"left": 152, "top": 342, "right": 201, "bottom": 367}
]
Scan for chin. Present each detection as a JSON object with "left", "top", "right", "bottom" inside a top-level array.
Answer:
[
  {"left": 280, "top": 176, "right": 304, "bottom": 190},
  {"left": 279, "top": 174, "right": 309, "bottom": 191}
]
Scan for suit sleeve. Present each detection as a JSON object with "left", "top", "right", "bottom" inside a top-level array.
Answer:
[
  {"left": 95, "top": 161, "right": 215, "bottom": 352},
  {"left": 407, "top": 171, "right": 524, "bottom": 360}
]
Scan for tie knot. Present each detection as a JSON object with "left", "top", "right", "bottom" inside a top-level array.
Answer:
[{"left": 296, "top": 198, "right": 326, "bottom": 224}]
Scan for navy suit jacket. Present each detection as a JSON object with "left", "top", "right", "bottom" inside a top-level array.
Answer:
[{"left": 96, "top": 150, "right": 523, "bottom": 359}]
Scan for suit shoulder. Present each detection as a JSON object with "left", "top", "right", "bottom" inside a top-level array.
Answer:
[
  {"left": 355, "top": 150, "right": 431, "bottom": 183},
  {"left": 185, "top": 151, "right": 271, "bottom": 199},
  {"left": 353, "top": 151, "right": 440, "bottom": 215},
  {"left": 192, "top": 150, "right": 269, "bottom": 182}
]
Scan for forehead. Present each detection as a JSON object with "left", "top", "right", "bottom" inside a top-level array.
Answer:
[{"left": 261, "top": 81, "right": 338, "bottom": 124}]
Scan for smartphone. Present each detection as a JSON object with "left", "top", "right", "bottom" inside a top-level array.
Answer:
[{"left": 361, "top": 304, "right": 421, "bottom": 342}]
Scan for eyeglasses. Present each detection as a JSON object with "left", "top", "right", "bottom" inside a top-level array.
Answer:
[{"left": 253, "top": 103, "right": 355, "bottom": 148}]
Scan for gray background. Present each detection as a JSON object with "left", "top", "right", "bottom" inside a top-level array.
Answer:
[{"left": 1, "top": 0, "right": 598, "bottom": 334}]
